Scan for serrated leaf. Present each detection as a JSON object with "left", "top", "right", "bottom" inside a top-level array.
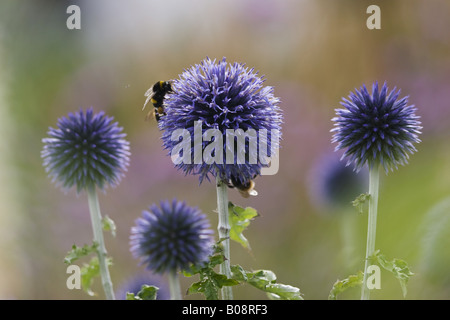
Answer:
[
  {"left": 212, "top": 273, "right": 240, "bottom": 288},
  {"left": 266, "top": 283, "right": 303, "bottom": 300},
  {"left": 246, "top": 269, "right": 277, "bottom": 289},
  {"left": 130, "top": 285, "right": 158, "bottom": 300},
  {"left": 204, "top": 280, "right": 220, "bottom": 300},
  {"left": 352, "top": 193, "right": 371, "bottom": 214},
  {"left": 209, "top": 253, "right": 226, "bottom": 267},
  {"left": 371, "top": 250, "right": 414, "bottom": 297},
  {"left": 126, "top": 292, "right": 138, "bottom": 300},
  {"left": 182, "top": 268, "right": 196, "bottom": 278},
  {"left": 185, "top": 241, "right": 239, "bottom": 300},
  {"left": 328, "top": 271, "right": 364, "bottom": 300},
  {"left": 187, "top": 281, "right": 202, "bottom": 295},
  {"left": 102, "top": 215, "right": 116, "bottom": 237},
  {"left": 228, "top": 202, "right": 258, "bottom": 249},
  {"left": 184, "top": 247, "right": 223, "bottom": 278},
  {"left": 230, "top": 265, "right": 248, "bottom": 282},
  {"left": 233, "top": 267, "right": 303, "bottom": 300},
  {"left": 80, "top": 257, "right": 100, "bottom": 296},
  {"left": 187, "top": 279, "right": 221, "bottom": 300},
  {"left": 187, "top": 271, "right": 239, "bottom": 300},
  {"left": 64, "top": 243, "right": 98, "bottom": 264},
  {"left": 80, "top": 256, "right": 113, "bottom": 297}
]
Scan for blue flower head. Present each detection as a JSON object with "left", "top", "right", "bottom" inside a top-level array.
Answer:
[
  {"left": 331, "top": 82, "right": 422, "bottom": 172},
  {"left": 309, "top": 154, "right": 368, "bottom": 212},
  {"left": 130, "top": 199, "right": 214, "bottom": 274},
  {"left": 42, "top": 108, "right": 130, "bottom": 192},
  {"left": 158, "top": 57, "right": 282, "bottom": 185}
]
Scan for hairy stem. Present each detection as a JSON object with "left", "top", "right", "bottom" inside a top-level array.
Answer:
[
  {"left": 87, "top": 185, "right": 115, "bottom": 300},
  {"left": 216, "top": 176, "right": 233, "bottom": 300},
  {"left": 361, "top": 165, "right": 380, "bottom": 300}
]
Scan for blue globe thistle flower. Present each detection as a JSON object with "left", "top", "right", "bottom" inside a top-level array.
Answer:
[
  {"left": 130, "top": 199, "right": 214, "bottom": 274},
  {"left": 158, "top": 57, "right": 282, "bottom": 184},
  {"left": 42, "top": 108, "right": 130, "bottom": 192},
  {"left": 309, "top": 153, "right": 367, "bottom": 213},
  {"left": 331, "top": 81, "right": 422, "bottom": 172}
]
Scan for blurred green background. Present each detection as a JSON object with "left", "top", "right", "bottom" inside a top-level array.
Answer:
[{"left": 0, "top": 0, "right": 449, "bottom": 300}]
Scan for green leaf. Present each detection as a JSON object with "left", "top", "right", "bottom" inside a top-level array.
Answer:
[
  {"left": 232, "top": 267, "right": 303, "bottom": 300},
  {"left": 64, "top": 243, "right": 98, "bottom": 265},
  {"left": 126, "top": 292, "right": 138, "bottom": 300},
  {"left": 328, "top": 271, "right": 364, "bottom": 300},
  {"left": 80, "top": 256, "right": 113, "bottom": 297},
  {"left": 136, "top": 285, "right": 159, "bottom": 300},
  {"left": 187, "top": 280, "right": 219, "bottom": 300},
  {"left": 212, "top": 273, "right": 240, "bottom": 288},
  {"left": 266, "top": 283, "right": 303, "bottom": 300},
  {"left": 185, "top": 242, "right": 239, "bottom": 300},
  {"left": 187, "top": 277, "right": 228, "bottom": 300},
  {"left": 102, "top": 215, "right": 116, "bottom": 237},
  {"left": 126, "top": 285, "right": 159, "bottom": 300},
  {"left": 209, "top": 253, "right": 226, "bottom": 267},
  {"left": 80, "top": 257, "right": 100, "bottom": 296},
  {"left": 371, "top": 250, "right": 414, "bottom": 298},
  {"left": 186, "top": 269, "right": 239, "bottom": 300},
  {"left": 352, "top": 193, "right": 371, "bottom": 214},
  {"left": 203, "top": 280, "right": 220, "bottom": 300},
  {"left": 245, "top": 269, "right": 277, "bottom": 290},
  {"left": 182, "top": 268, "right": 196, "bottom": 278},
  {"left": 186, "top": 281, "right": 202, "bottom": 295},
  {"left": 228, "top": 202, "right": 258, "bottom": 249},
  {"left": 184, "top": 244, "right": 224, "bottom": 277},
  {"left": 230, "top": 264, "right": 248, "bottom": 282}
]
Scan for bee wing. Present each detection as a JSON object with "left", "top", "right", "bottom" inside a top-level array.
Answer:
[
  {"left": 143, "top": 87, "right": 154, "bottom": 111},
  {"left": 238, "top": 189, "right": 258, "bottom": 198},
  {"left": 145, "top": 109, "right": 156, "bottom": 121}
]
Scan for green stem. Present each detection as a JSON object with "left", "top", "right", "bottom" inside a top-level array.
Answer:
[
  {"left": 87, "top": 185, "right": 115, "bottom": 300},
  {"left": 361, "top": 165, "right": 380, "bottom": 300},
  {"left": 216, "top": 176, "right": 233, "bottom": 300},
  {"left": 168, "top": 271, "right": 182, "bottom": 300}
]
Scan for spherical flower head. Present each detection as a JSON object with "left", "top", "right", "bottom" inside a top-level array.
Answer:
[
  {"left": 309, "top": 153, "right": 367, "bottom": 213},
  {"left": 159, "top": 57, "right": 282, "bottom": 184},
  {"left": 42, "top": 108, "right": 130, "bottom": 192},
  {"left": 331, "top": 81, "right": 422, "bottom": 172},
  {"left": 130, "top": 199, "right": 214, "bottom": 274}
]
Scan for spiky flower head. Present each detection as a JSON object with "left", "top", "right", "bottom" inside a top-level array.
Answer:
[
  {"left": 331, "top": 81, "right": 422, "bottom": 172},
  {"left": 130, "top": 199, "right": 214, "bottom": 274},
  {"left": 158, "top": 57, "right": 282, "bottom": 185},
  {"left": 42, "top": 108, "right": 130, "bottom": 192}
]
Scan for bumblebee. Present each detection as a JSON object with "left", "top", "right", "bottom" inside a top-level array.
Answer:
[
  {"left": 143, "top": 80, "right": 173, "bottom": 121},
  {"left": 226, "top": 176, "right": 258, "bottom": 198}
]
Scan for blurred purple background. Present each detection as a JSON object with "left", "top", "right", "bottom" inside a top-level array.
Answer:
[{"left": 0, "top": 0, "right": 449, "bottom": 299}]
